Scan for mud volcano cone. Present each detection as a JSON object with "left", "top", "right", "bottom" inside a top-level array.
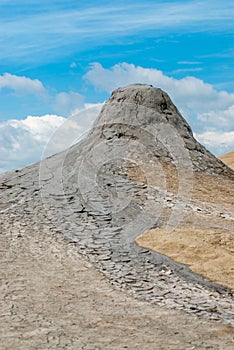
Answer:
[
  {"left": 90, "top": 84, "right": 234, "bottom": 177},
  {"left": 0, "top": 84, "right": 233, "bottom": 330}
]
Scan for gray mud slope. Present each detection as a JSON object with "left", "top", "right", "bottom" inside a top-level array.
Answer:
[{"left": 1, "top": 84, "right": 233, "bottom": 327}]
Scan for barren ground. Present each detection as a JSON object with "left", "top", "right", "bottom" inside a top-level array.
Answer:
[
  {"left": 136, "top": 154, "right": 234, "bottom": 290},
  {"left": 219, "top": 151, "right": 234, "bottom": 170},
  {"left": 0, "top": 152, "right": 234, "bottom": 349},
  {"left": 1, "top": 214, "right": 234, "bottom": 350}
]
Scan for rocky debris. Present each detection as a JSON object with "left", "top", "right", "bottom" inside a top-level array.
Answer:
[{"left": 0, "top": 84, "right": 233, "bottom": 328}]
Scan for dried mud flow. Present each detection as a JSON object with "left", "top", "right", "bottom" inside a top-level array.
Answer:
[{"left": 0, "top": 84, "right": 233, "bottom": 349}]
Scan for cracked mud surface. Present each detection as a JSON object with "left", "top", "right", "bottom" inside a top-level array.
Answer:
[
  {"left": 0, "top": 153, "right": 233, "bottom": 349},
  {"left": 0, "top": 197, "right": 234, "bottom": 350}
]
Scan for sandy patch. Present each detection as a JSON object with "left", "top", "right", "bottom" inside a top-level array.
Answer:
[
  {"left": 134, "top": 152, "right": 234, "bottom": 290},
  {"left": 219, "top": 151, "right": 234, "bottom": 170},
  {"left": 136, "top": 225, "right": 234, "bottom": 289}
]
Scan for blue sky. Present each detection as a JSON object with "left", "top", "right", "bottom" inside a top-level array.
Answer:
[{"left": 0, "top": 0, "right": 234, "bottom": 172}]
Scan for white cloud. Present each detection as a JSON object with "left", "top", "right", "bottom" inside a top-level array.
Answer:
[
  {"left": 0, "top": 73, "right": 86, "bottom": 117},
  {"left": 0, "top": 104, "right": 103, "bottom": 173},
  {"left": 197, "top": 105, "right": 234, "bottom": 130},
  {"left": 0, "top": 73, "right": 46, "bottom": 96},
  {"left": 84, "top": 63, "right": 234, "bottom": 114},
  {"left": 178, "top": 61, "right": 202, "bottom": 65},
  {"left": 70, "top": 62, "right": 77, "bottom": 68},
  {"left": 42, "top": 103, "right": 103, "bottom": 159},
  {"left": 195, "top": 131, "right": 234, "bottom": 156},
  {"left": 54, "top": 91, "right": 84, "bottom": 115},
  {"left": 172, "top": 67, "right": 203, "bottom": 74},
  {"left": 0, "top": 115, "right": 65, "bottom": 172},
  {"left": 12, "top": 115, "right": 66, "bottom": 141}
]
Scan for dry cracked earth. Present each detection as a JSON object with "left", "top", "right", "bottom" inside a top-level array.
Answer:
[{"left": 0, "top": 85, "right": 233, "bottom": 349}]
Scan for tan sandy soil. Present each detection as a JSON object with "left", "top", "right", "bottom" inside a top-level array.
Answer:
[
  {"left": 136, "top": 225, "right": 234, "bottom": 289},
  {"left": 128, "top": 160, "right": 234, "bottom": 208},
  {"left": 134, "top": 153, "right": 234, "bottom": 290},
  {"left": 219, "top": 151, "right": 234, "bottom": 170}
]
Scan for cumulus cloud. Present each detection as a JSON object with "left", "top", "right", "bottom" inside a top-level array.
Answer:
[
  {"left": 53, "top": 91, "right": 84, "bottom": 116},
  {"left": 0, "top": 104, "right": 102, "bottom": 173},
  {"left": 0, "top": 115, "right": 65, "bottom": 173},
  {"left": 84, "top": 62, "right": 234, "bottom": 154},
  {"left": 84, "top": 63, "right": 234, "bottom": 114},
  {"left": 197, "top": 105, "right": 234, "bottom": 130},
  {"left": 43, "top": 103, "right": 103, "bottom": 158},
  {"left": 195, "top": 131, "right": 234, "bottom": 156},
  {"left": 0, "top": 73, "right": 47, "bottom": 96},
  {"left": 0, "top": 73, "right": 87, "bottom": 119}
]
